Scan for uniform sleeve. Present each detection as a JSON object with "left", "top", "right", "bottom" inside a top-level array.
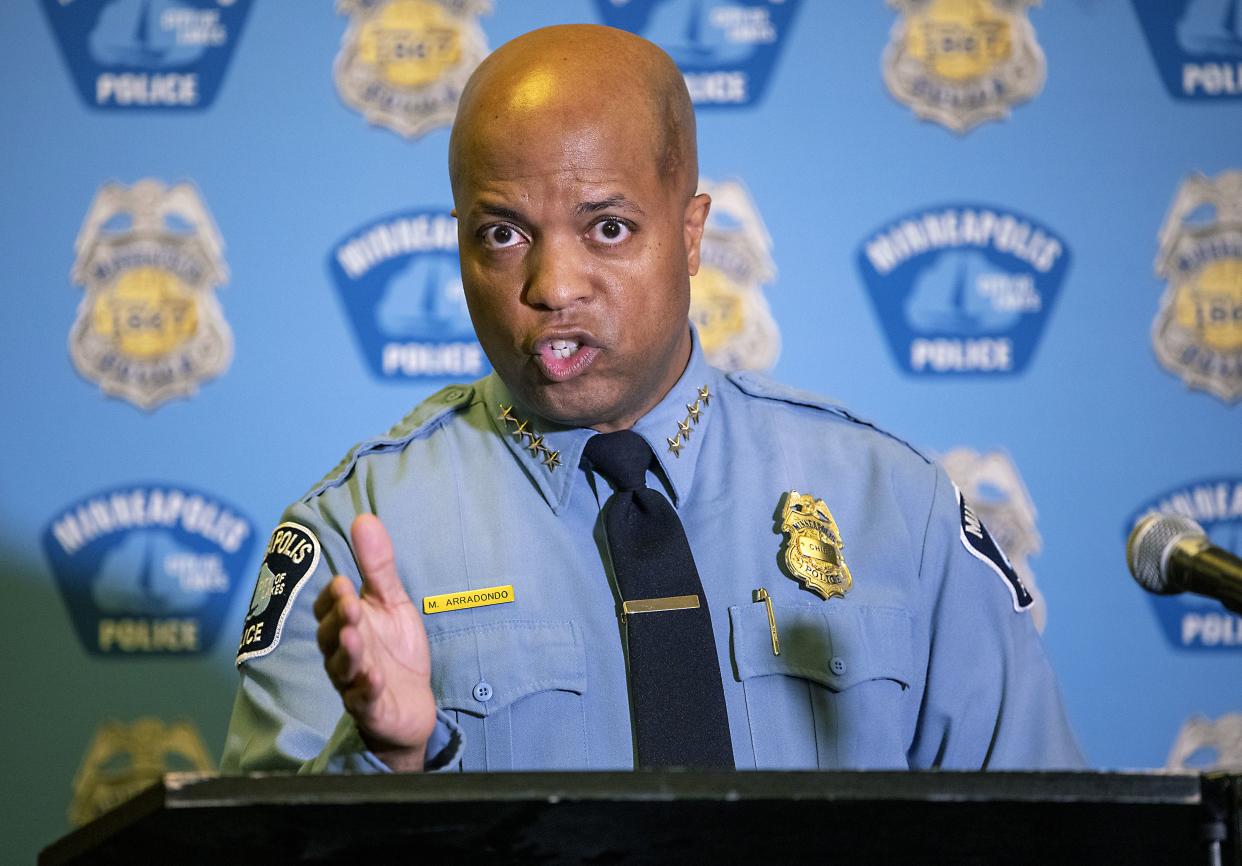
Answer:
[
  {"left": 220, "top": 499, "right": 464, "bottom": 775},
  {"left": 907, "top": 467, "right": 1085, "bottom": 770}
]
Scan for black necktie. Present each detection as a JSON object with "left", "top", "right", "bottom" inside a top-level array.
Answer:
[{"left": 584, "top": 430, "right": 734, "bottom": 769}]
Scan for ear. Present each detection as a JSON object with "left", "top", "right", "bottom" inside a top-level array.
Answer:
[{"left": 683, "top": 193, "right": 711, "bottom": 276}]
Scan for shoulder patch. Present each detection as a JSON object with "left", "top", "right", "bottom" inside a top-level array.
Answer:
[
  {"left": 236, "top": 522, "right": 321, "bottom": 665},
  {"left": 303, "top": 384, "right": 476, "bottom": 499},
  {"left": 956, "top": 487, "right": 1034, "bottom": 612},
  {"left": 727, "top": 371, "right": 929, "bottom": 463}
]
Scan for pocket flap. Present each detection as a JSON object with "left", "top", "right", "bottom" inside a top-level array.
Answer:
[
  {"left": 729, "top": 602, "right": 914, "bottom": 691},
  {"left": 429, "top": 619, "right": 586, "bottom": 716}
]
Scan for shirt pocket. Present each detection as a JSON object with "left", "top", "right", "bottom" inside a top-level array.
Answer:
[
  {"left": 429, "top": 619, "right": 587, "bottom": 771},
  {"left": 729, "top": 602, "right": 914, "bottom": 770}
]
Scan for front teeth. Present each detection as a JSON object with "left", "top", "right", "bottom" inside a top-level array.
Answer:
[{"left": 549, "top": 339, "right": 580, "bottom": 360}]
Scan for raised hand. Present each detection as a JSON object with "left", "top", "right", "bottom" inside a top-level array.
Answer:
[{"left": 313, "top": 514, "right": 437, "bottom": 771}]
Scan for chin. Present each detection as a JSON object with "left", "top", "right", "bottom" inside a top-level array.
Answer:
[{"left": 520, "top": 379, "right": 617, "bottom": 429}]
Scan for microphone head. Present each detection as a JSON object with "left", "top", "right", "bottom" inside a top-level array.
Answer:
[{"left": 1126, "top": 513, "right": 1207, "bottom": 593}]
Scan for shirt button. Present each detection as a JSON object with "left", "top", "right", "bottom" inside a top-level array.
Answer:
[
  {"left": 443, "top": 388, "right": 466, "bottom": 402},
  {"left": 829, "top": 657, "right": 847, "bottom": 676},
  {"left": 472, "top": 681, "right": 493, "bottom": 702}
]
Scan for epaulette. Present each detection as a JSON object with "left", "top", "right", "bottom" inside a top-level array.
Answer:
[
  {"left": 300, "top": 384, "right": 476, "bottom": 501},
  {"left": 726, "top": 371, "right": 930, "bottom": 464}
]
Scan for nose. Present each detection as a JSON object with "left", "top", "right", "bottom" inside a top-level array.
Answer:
[{"left": 524, "top": 236, "right": 593, "bottom": 311}]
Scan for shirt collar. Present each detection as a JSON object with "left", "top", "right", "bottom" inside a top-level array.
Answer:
[
  {"left": 628, "top": 328, "right": 717, "bottom": 509},
  {"left": 481, "top": 373, "right": 594, "bottom": 517},
  {"left": 480, "top": 326, "right": 719, "bottom": 514}
]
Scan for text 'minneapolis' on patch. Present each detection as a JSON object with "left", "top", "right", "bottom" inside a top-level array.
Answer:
[
  {"left": 328, "top": 208, "right": 490, "bottom": 381},
  {"left": 595, "top": 0, "right": 802, "bottom": 108},
  {"left": 857, "top": 203, "right": 1070, "bottom": 376},
  {"left": 1133, "top": 0, "right": 1242, "bottom": 101},
  {"left": 42, "top": 483, "right": 256, "bottom": 657},
  {"left": 42, "top": 0, "right": 253, "bottom": 110}
]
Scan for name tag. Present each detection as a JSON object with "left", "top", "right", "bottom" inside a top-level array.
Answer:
[{"left": 423, "top": 584, "right": 515, "bottom": 614}]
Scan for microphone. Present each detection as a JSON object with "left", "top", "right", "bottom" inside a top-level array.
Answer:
[{"left": 1126, "top": 514, "right": 1242, "bottom": 616}]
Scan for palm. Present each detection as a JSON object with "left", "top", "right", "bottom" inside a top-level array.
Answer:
[
  {"left": 350, "top": 587, "right": 436, "bottom": 749},
  {"left": 314, "top": 514, "right": 437, "bottom": 768}
]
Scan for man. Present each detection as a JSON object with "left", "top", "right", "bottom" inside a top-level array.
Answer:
[{"left": 222, "top": 24, "right": 1082, "bottom": 774}]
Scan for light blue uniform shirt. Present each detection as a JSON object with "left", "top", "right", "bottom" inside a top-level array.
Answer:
[{"left": 222, "top": 332, "right": 1084, "bottom": 773}]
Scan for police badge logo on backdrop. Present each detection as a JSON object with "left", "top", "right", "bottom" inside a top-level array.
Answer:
[
  {"left": 1124, "top": 478, "right": 1242, "bottom": 650},
  {"left": 940, "top": 448, "right": 1046, "bottom": 630},
  {"left": 883, "top": 0, "right": 1045, "bottom": 133},
  {"left": 1166, "top": 713, "right": 1242, "bottom": 772},
  {"left": 857, "top": 203, "right": 1069, "bottom": 375},
  {"left": 42, "top": 484, "right": 256, "bottom": 656},
  {"left": 42, "top": 0, "right": 253, "bottom": 110},
  {"left": 334, "top": 0, "right": 492, "bottom": 138},
  {"left": 595, "top": 0, "right": 801, "bottom": 107},
  {"left": 1133, "top": 0, "right": 1242, "bottom": 101},
  {"left": 1151, "top": 171, "right": 1242, "bottom": 403},
  {"left": 691, "top": 178, "right": 780, "bottom": 372},
  {"left": 328, "top": 208, "right": 489, "bottom": 380},
  {"left": 69, "top": 718, "right": 214, "bottom": 827},
  {"left": 69, "top": 179, "right": 233, "bottom": 409}
]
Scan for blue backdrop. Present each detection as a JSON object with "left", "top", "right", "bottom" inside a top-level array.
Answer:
[{"left": 2, "top": 1, "right": 1240, "bottom": 860}]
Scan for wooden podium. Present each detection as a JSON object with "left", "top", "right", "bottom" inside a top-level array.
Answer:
[{"left": 41, "top": 771, "right": 1241, "bottom": 865}]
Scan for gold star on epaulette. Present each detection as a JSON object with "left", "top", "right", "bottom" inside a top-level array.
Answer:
[
  {"left": 495, "top": 405, "right": 562, "bottom": 472},
  {"left": 666, "top": 384, "right": 712, "bottom": 458}
]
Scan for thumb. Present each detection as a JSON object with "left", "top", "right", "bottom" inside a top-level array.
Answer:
[{"left": 350, "top": 514, "right": 409, "bottom": 606}]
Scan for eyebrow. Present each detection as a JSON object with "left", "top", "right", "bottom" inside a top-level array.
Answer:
[
  {"left": 474, "top": 203, "right": 526, "bottom": 222},
  {"left": 471, "top": 196, "right": 646, "bottom": 222},
  {"left": 575, "top": 196, "right": 646, "bottom": 217}
]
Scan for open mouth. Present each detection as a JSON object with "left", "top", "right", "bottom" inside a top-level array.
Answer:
[{"left": 533, "top": 337, "right": 601, "bottom": 383}]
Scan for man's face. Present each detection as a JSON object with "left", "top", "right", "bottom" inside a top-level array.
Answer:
[{"left": 453, "top": 89, "right": 708, "bottom": 432}]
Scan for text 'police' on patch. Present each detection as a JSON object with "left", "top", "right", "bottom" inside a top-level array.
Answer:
[{"left": 236, "top": 522, "right": 321, "bottom": 665}]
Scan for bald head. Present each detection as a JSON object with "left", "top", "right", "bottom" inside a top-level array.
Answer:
[
  {"left": 447, "top": 25, "right": 712, "bottom": 432},
  {"left": 449, "top": 24, "right": 698, "bottom": 200}
]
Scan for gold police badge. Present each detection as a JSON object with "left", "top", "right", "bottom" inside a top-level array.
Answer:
[
  {"left": 334, "top": 0, "right": 491, "bottom": 139},
  {"left": 779, "top": 490, "right": 852, "bottom": 600},
  {"left": 1166, "top": 713, "right": 1242, "bottom": 772},
  {"left": 69, "top": 179, "right": 232, "bottom": 410},
  {"left": 1153, "top": 171, "right": 1242, "bottom": 404},
  {"left": 69, "top": 718, "right": 214, "bottom": 827},
  {"left": 883, "top": 0, "right": 1046, "bottom": 133},
  {"left": 690, "top": 178, "right": 781, "bottom": 372}
]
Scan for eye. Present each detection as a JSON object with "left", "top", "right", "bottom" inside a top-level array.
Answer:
[
  {"left": 588, "top": 218, "right": 632, "bottom": 245},
  {"left": 479, "top": 223, "right": 526, "bottom": 250}
]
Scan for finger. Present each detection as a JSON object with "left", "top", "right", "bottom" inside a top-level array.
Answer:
[
  {"left": 312, "top": 582, "right": 335, "bottom": 620},
  {"left": 313, "top": 575, "right": 356, "bottom": 620},
  {"left": 316, "top": 603, "right": 346, "bottom": 657},
  {"left": 314, "top": 583, "right": 359, "bottom": 658},
  {"left": 325, "top": 632, "right": 364, "bottom": 687},
  {"left": 351, "top": 514, "right": 409, "bottom": 606}
]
